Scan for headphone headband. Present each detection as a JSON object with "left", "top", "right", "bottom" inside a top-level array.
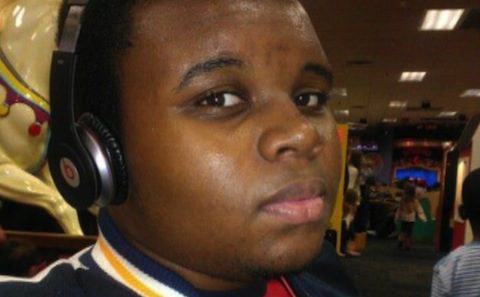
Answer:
[
  {"left": 50, "top": 0, "right": 88, "bottom": 135},
  {"left": 58, "top": 2, "right": 87, "bottom": 53}
]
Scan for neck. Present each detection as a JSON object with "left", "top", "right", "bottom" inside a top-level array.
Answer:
[
  {"left": 131, "top": 241, "right": 250, "bottom": 291},
  {"left": 107, "top": 206, "right": 250, "bottom": 291}
]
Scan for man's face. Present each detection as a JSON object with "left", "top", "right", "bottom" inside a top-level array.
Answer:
[{"left": 112, "top": 0, "right": 341, "bottom": 289}]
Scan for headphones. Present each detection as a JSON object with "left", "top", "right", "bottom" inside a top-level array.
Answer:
[{"left": 48, "top": 0, "right": 128, "bottom": 209}]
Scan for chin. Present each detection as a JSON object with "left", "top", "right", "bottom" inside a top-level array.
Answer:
[
  {"left": 246, "top": 233, "right": 325, "bottom": 280},
  {"left": 246, "top": 252, "right": 318, "bottom": 280}
]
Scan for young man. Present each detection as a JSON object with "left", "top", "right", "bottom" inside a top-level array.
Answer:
[
  {"left": 0, "top": 0, "right": 356, "bottom": 296},
  {"left": 431, "top": 168, "right": 480, "bottom": 297}
]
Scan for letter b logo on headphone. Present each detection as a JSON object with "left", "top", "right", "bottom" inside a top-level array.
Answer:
[{"left": 60, "top": 157, "right": 80, "bottom": 188}]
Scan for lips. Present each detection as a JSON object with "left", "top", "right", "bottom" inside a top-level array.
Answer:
[{"left": 260, "top": 179, "right": 328, "bottom": 225}]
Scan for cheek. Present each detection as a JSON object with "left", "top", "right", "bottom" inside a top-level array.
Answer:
[
  {"left": 126, "top": 119, "right": 249, "bottom": 219},
  {"left": 180, "top": 148, "right": 241, "bottom": 209}
]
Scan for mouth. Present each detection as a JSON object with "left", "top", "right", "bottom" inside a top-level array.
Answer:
[{"left": 260, "top": 178, "right": 328, "bottom": 225}]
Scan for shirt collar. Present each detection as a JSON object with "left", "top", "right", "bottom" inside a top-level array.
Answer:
[
  {"left": 92, "top": 209, "right": 198, "bottom": 297},
  {"left": 92, "top": 210, "right": 269, "bottom": 297}
]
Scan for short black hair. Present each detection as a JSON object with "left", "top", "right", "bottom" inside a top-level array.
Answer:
[
  {"left": 58, "top": 0, "right": 143, "bottom": 139},
  {"left": 462, "top": 168, "right": 480, "bottom": 233}
]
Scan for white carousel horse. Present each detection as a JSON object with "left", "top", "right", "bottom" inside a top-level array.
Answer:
[{"left": 0, "top": 0, "right": 82, "bottom": 234}]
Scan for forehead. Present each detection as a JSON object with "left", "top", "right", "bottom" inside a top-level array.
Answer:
[{"left": 129, "top": 0, "right": 323, "bottom": 53}]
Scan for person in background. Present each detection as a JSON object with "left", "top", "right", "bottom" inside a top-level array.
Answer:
[
  {"left": 431, "top": 168, "right": 480, "bottom": 297},
  {"left": 395, "top": 184, "right": 427, "bottom": 250},
  {"left": 341, "top": 189, "right": 360, "bottom": 256},
  {"left": 354, "top": 175, "right": 375, "bottom": 233},
  {"left": 346, "top": 150, "right": 368, "bottom": 254},
  {"left": 347, "top": 150, "right": 362, "bottom": 197}
]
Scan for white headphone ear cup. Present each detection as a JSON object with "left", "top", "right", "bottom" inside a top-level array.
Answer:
[{"left": 79, "top": 113, "right": 128, "bottom": 205}]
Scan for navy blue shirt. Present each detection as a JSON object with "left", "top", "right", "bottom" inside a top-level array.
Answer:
[{"left": 0, "top": 210, "right": 357, "bottom": 297}]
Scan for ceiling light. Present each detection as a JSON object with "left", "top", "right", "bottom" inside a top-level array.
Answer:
[
  {"left": 399, "top": 72, "right": 426, "bottom": 82},
  {"left": 331, "top": 88, "right": 348, "bottom": 97},
  {"left": 438, "top": 111, "right": 458, "bottom": 117},
  {"left": 334, "top": 109, "right": 350, "bottom": 116},
  {"left": 460, "top": 89, "right": 480, "bottom": 97},
  {"left": 382, "top": 118, "right": 398, "bottom": 123},
  {"left": 421, "top": 9, "right": 465, "bottom": 31},
  {"left": 389, "top": 101, "right": 408, "bottom": 108}
]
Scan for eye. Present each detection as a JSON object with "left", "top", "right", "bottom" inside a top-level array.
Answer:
[
  {"left": 294, "top": 92, "right": 329, "bottom": 107},
  {"left": 198, "top": 92, "right": 244, "bottom": 107}
]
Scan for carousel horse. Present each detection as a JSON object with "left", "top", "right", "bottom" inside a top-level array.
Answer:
[{"left": 0, "top": 0, "right": 82, "bottom": 234}]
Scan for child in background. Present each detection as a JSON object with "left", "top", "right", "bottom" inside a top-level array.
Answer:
[{"left": 395, "top": 184, "right": 427, "bottom": 250}]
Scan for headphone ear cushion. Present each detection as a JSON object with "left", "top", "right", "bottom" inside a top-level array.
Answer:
[{"left": 80, "top": 113, "right": 128, "bottom": 205}]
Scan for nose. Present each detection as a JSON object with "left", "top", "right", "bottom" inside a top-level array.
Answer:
[{"left": 257, "top": 104, "right": 326, "bottom": 163}]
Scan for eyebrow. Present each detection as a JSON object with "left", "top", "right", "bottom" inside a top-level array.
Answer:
[
  {"left": 303, "top": 63, "right": 334, "bottom": 85},
  {"left": 178, "top": 56, "right": 245, "bottom": 90}
]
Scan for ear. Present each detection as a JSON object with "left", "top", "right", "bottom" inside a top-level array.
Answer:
[{"left": 459, "top": 204, "right": 468, "bottom": 221}]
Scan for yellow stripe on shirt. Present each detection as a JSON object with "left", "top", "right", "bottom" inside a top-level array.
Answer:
[{"left": 98, "top": 238, "right": 166, "bottom": 297}]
